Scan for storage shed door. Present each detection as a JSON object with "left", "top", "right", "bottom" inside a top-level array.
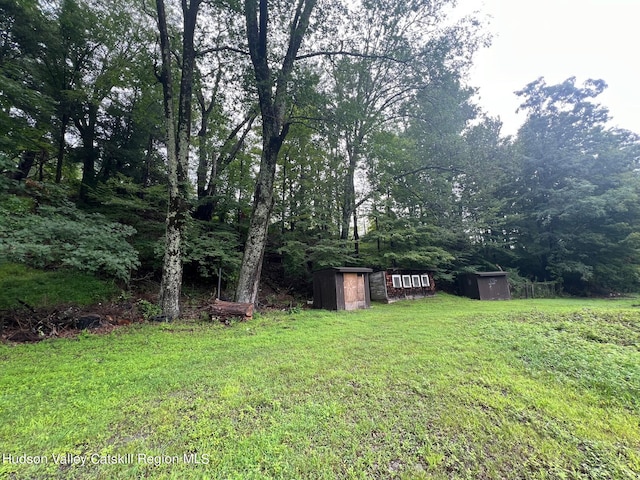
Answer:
[{"left": 343, "top": 273, "right": 366, "bottom": 310}]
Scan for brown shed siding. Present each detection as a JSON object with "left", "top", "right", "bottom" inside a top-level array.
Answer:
[
  {"left": 459, "top": 272, "right": 511, "bottom": 300},
  {"left": 312, "top": 269, "right": 338, "bottom": 310},
  {"left": 313, "top": 267, "right": 372, "bottom": 310},
  {"left": 369, "top": 270, "right": 435, "bottom": 303}
]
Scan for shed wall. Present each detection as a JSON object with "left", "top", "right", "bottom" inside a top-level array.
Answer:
[
  {"left": 312, "top": 268, "right": 372, "bottom": 310},
  {"left": 371, "top": 270, "right": 435, "bottom": 303},
  {"left": 460, "top": 275, "right": 480, "bottom": 299},
  {"left": 459, "top": 272, "right": 510, "bottom": 300},
  {"left": 369, "top": 271, "right": 388, "bottom": 301},
  {"left": 312, "top": 270, "right": 338, "bottom": 309},
  {"left": 477, "top": 276, "right": 511, "bottom": 300}
]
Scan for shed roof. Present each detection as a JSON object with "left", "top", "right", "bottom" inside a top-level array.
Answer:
[
  {"left": 473, "top": 271, "right": 508, "bottom": 277},
  {"left": 314, "top": 267, "right": 373, "bottom": 274}
]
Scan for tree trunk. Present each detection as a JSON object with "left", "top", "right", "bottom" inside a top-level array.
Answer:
[
  {"left": 353, "top": 207, "right": 359, "bottom": 256},
  {"left": 156, "top": 0, "right": 199, "bottom": 319},
  {"left": 281, "top": 155, "right": 287, "bottom": 233},
  {"left": 195, "top": 110, "right": 256, "bottom": 221},
  {"left": 194, "top": 118, "right": 214, "bottom": 221},
  {"left": 75, "top": 104, "right": 98, "bottom": 200},
  {"left": 196, "top": 130, "right": 210, "bottom": 199},
  {"left": 55, "top": 114, "right": 69, "bottom": 183},
  {"left": 235, "top": 129, "right": 282, "bottom": 303},
  {"left": 156, "top": 0, "right": 180, "bottom": 320},
  {"left": 195, "top": 85, "right": 215, "bottom": 200},
  {"left": 10, "top": 150, "right": 36, "bottom": 181},
  {"left": 159, "top": 199, "right": 184, "bottom": 320},
  {"left": 235, "top": 0, "right": 317, "bottom": 305},
  {"left": 340, "top": 144, "right": 358, "bottom": 240}
]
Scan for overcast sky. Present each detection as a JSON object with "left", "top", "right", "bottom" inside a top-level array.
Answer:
[{"left": 456, "top": 0, "right": 640, "bottom": 136}]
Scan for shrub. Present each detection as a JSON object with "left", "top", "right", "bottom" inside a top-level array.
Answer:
[{"left": 0, "top": 193, "right": 139, "bottom": 282}]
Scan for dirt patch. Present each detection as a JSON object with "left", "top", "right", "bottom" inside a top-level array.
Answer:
[
  {"left": 0, "top": 301, "right": 143, "bottom": 344},
  {"left": 0, "top": 282, "right": 310, "bottom": 344}
]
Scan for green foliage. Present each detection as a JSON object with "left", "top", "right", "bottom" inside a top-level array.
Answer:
[
  {"left": 277, "top": 237, "right": 361, "bottom": 287},
  {"left": 181, "top": 221, "right": 243, "bottom": 280},
  {"left": 88, "top": 175, "right": 167, "bottom": 272},
  {"left": 361, "top": 80, "right": 511, "bottom": 286},
  {"left": 305, "top": 239, "right": 361, "bottom": 270},
  {"left": 136, "top": 299, "right": 163, "bottom": 320},
  {"left": 0, "top": 185, "right": 139, "bottom": 282},
  {"left": 0, "top": 262, "right": 118, "bottom": 310},
  {"left": 361, "top": 217, "right": 455, "bottom": 272},
  {"left": 512, "top": 77, "right": 640, "bottom": 294},
  {"left": 3, "top": 0, "right": 640, "bottom": 305},
  {"left": 277, "top": 240, "right": 308, "bottom": 283},
  {"left": 0, "top": 0, "right": 54, "bottom": 156}
]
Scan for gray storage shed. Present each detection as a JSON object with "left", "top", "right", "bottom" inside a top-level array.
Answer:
[
  {"left": 312, "top": 267, "right": 373, "bottom": 310},
  {"left": 459, "top": 271, "right": 511, "bottom": 300}
]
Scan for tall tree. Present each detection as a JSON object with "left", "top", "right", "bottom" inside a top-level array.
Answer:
[
  {"left": 191, "top": 4, "right": 257, "bottom": 221},
  {"left": 512, "top": 77, "right": 640, "bottom": 293},
  {"left": 0, "top": 0, "right": 54, "bottom": 180},
  {"left": 155, "top": 0, "right": 201, "bottom": 318},
  {"left": 361, "top": 73, "right": 492, "bottom": 277},
  {"left": 317, "top": 0, "right": 485, "bottom": 244},
  {"left": 234, "top": 0, "right": 319, "bottom": 304}
]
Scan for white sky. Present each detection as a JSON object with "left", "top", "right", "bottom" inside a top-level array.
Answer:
[{"left": 456, "top": 0, "right": 640, "bottom": 136}]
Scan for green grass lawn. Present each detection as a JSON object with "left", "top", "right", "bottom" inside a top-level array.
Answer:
[{"left": 1, "top": 294, "right": 639, "bottom": 479}]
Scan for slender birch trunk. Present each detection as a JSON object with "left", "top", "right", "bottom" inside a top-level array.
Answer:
[{"left": 156, "top": 0, "right": 200, "bottom": 319}]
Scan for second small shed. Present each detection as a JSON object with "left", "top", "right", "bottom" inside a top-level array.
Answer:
[
  {"left": 458, "top": 271, "right": 511, "bottom": 300},
  {"left": 369, "top": 269, "right": 435, "bottom": 303},
  {"left": 312, "top": 267, "right": 373, "bottom": 311}
]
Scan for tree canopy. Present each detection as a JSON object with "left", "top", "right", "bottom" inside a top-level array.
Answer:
[{"left": 2, "top": 0, "right": 640, "bottom": 309}]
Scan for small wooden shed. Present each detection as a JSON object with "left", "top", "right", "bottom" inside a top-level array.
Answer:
[
  {"left": 458, "top": 271, "right": 511, "bottom": 300},
  {"left": 369, "top": 269, "right": 435, "bottom": 303},
  {"left": 312, "top": 267, "right": 373, "bottom": 311}
]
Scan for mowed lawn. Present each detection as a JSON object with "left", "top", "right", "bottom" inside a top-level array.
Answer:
[{"left": 1, "top": 294, "right": 639, "bottom": 479}]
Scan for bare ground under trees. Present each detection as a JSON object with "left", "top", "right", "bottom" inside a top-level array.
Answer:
[{"left": 0, "top": 278, "right": 305, "bottom": 344}]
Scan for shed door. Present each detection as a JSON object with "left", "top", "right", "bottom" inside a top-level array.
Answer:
[{"left": 343, "top": 273, "right": 365, "bottom": 310}]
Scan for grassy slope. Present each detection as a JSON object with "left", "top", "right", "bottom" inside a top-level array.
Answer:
[
  {"left": 0, "top": 295, "right": 638, "bottom": 479},
  {"left": 0, "top": 263, "right": 118, "bottom": 310}
]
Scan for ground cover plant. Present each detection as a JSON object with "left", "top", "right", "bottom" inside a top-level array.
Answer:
[
  {"left": 0, "top": 263, "right": 119, "bottom": 311},
  {"left": 0, "top": 294, "right": 638, "bottom": 479}
]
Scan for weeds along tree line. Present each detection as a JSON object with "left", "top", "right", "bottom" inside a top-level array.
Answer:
[{"left": 2, "top": 0, "right": 640, "bottom": 317}]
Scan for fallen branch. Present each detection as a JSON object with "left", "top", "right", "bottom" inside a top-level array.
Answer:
[{"left": 208, "top": 299, "right": 253, "bottom": 322}]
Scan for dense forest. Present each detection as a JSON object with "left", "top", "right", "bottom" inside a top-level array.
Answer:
[{"left": 2, "top": 0, "right": 640, "bottom": 318}]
